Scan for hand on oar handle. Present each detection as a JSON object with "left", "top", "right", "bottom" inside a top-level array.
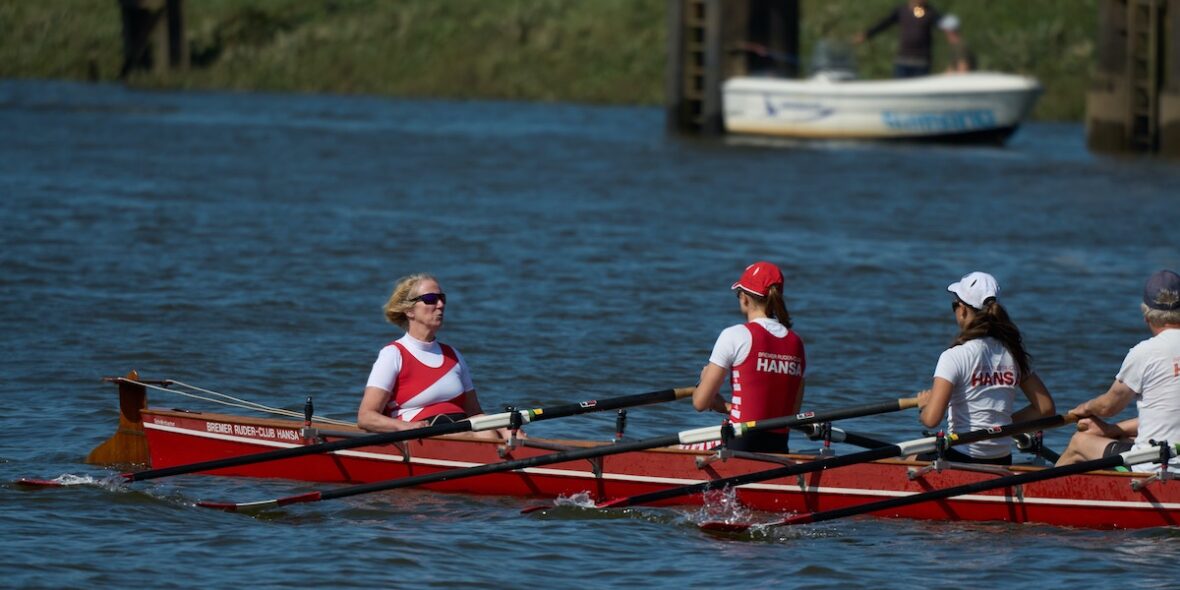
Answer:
[
  {"left": 1074, "top": 416, "right": 1121, "bottom": 437},
  {"left": 915, "top": 390, "right": 933, "bottom": 409}
]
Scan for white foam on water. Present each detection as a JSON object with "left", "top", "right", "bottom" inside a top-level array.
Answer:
[
  {"left": 692, "top": 486, "right": 755, "bottom": 525},
  {"left": 550, "top": 490, "right": 596, "bottom": 509},
  {"left": 47, "top": 473, "right": 101, "bottom": 486}
]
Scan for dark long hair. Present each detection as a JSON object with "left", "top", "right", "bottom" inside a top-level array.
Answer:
[
  {"left": 748, "top": 285, "right": 793, "bottom": 328},
  {"left": 953, "top": 299, "right": 1030, "bottom": 378}
]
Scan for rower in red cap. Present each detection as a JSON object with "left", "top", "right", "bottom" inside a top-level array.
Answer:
[{"left": 689, "top": 261, "right": 806, "bottom": 452}]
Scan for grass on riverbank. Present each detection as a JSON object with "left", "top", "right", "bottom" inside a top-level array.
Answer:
[{"left": 0, "top": 0, "right": 1094, "bottom": 119}]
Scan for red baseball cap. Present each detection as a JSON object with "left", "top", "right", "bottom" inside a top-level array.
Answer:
[{"left": 731, "top": 261, "right": 783, "bottom": 297}]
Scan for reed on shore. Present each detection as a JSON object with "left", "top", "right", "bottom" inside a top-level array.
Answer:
[{"left": 0, "top": 0, "right": 1094, "bottom": 120}]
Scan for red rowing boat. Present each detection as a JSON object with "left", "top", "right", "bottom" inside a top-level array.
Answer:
[{"left": 86, "top": 375, "right": 1180, "bottom": 529}]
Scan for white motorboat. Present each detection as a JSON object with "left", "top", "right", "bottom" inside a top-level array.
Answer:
[{"left": 723, "top": 71, "right": 1043, "bottom": 144}]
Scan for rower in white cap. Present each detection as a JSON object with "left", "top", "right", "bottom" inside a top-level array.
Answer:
[{"left": 914, "top": 271, "right": 1056, "bottom": 464}]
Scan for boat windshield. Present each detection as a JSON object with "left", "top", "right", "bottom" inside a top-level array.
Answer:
[{"left": 810, "top": 40, "right": 857, "bottom": 80}]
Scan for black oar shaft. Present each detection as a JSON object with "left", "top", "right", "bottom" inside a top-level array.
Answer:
[
  {"left": 747, "top": 398, "right": 917, "bottom": 434},
  {"left": 835, "top": 431, "right": 892, "bottom": 449},
  {"left": 804, "top": 424, "right": 892, "bottom": 449},
  {"left": 127, "top": 420, "right": 476, "bottom": 482},
  {"left": 786, "top": 454, "right": 1125, "bottom": 526},
  {"left": 609, "top": 414, "right": 1068, "bottom": 509},
  {"left": 611, "top": 446, "right": 903, "bottom": 508},
  {"left": 318, "top": 434, "right": 683, "bottom": 502},
  {"left": 529, "top": 388, "right": 687, "bottom": 419},
  {"left": 129, "top": 386, "right": 690, "bottom": 482},
  {"left": 203, "top": 397, "right": 916, "bottom": 511},
  {"left": 947, "top": 415, "right": 1067, "bottom": 446}
]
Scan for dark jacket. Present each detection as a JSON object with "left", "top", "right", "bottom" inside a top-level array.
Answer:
[{"left": 865, "top": 2, "right": 942, "bottom": 67}]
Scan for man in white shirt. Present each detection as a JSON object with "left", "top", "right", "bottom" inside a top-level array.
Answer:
[{"left": 1057, "top": 269, "right": 1180, "bottom": 471}]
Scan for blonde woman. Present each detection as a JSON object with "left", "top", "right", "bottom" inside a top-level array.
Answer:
[{"left": 358, "top": 274, "right": 506, "bottom": 439}]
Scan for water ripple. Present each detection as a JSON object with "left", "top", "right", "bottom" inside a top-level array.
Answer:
[{"left": 2, "top": 79, "right": 1179, "bottom": 588}]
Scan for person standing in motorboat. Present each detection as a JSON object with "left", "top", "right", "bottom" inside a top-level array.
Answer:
[
  {"left": 358, "top": 273, "right": 511, "bottom": 439},
  {"left": 939, "top": 14, "right": 976, "bottom": 73},
  {"left": 688, "top": 261, "right": 806, "bottom": 453},
  {"left": 1056, "top": 270, "right": 1180, "bottom": 471},
  {"left": 853, "top": 0, "right": 942, "bottom": 78},
  {"left": 915, "top": 272, "right": 1056, "bottom": 464}
]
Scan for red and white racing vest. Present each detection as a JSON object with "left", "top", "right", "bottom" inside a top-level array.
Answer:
[
  {"left": 384, "top": 341, "right": 468, "bottom": 422},
  {"left": 729, "top": 322, "right": 805, "bottom": 433}
]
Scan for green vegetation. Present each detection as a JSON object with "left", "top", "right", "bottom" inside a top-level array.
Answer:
[
  {"left": 827, "top": 0, "right": 1095, "bottom": 120},
  {"left": 0, "top": 0, "right": 1095, "bottom": 119}
]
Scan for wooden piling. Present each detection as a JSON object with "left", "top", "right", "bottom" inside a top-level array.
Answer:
[
  {"left": 1162, "top": 0, "right": 1180, "bottom": 156},
  {"left": 166, "top": 0, "right": 190, "bottom": 70},
  {"left": 1087, "top": 0, "right": 1179, "bottom": 156},
  {"left": 666, "top": 0, "right": 799, "bottom": 135},
  {"left": 119, "top": 0, "right": 187, "bottom": 79}
]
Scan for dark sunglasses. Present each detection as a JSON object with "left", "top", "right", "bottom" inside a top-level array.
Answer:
[
  {"left": 412, "top": 292, "right": 447, "bottom": 305},
  {"left": 950, "top": 300, "right": 963, "bottom": 311}
]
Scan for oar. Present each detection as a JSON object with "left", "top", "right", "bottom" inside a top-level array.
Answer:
[
  {"left": 596, "top": 414, "right": 1071, "bottom": 511},
  {"left": 703, "top": 440, "right": 1180, "bottom": 533},
  {"left": 18, "top": 386, "right": 694, "bottom": 487},
  {"left": 1013, "top": 431, "right": 1062, "bottom": 464},
  {"left": 801, "top": 423, "right": 892, "bottom": 449},
  {"left": 196, "top": 396, "right": 917, "bottom": 512}
]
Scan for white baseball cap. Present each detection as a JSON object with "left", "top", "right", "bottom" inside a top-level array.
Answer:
[
  {"left": 947, "top": 271, "right": 999, "bottom": 309},
  {"left": 939, "top": 14, "right": 960, "bottom": 31}
]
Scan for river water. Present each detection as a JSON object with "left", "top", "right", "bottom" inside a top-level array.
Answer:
[{"left": 1, "top": 79, "right": 1178, "bottom": 588}]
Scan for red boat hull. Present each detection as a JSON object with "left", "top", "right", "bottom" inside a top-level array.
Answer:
[{"left": 136, "top": 409, "right": 1180, "bottom": 529}]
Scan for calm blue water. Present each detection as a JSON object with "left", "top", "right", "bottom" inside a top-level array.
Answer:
[{"left": 2, "top": 79, "right": 1179, "bottom": 589}]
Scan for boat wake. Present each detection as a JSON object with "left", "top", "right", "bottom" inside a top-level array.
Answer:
[
  {"left": 523, "top": 491, "right": 680, "bottom": 522},
  {"left": 690, "top": 488, "right": 829, "bottom": 541},
  {"left": 690, "top": 486, "right": 754, "bottom": 526},
  {"left": 551, "top": 491, "right": 597, "bottom": 509},
  {"left": 15, "top": 473, "right": 118, "bottom": 488},
  {"left": 519, "top": 491, "right": 596, "bottom": 515}
]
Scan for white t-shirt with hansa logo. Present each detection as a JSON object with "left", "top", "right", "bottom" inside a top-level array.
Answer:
[
  {"left": 1116, "top": 328, "right": 1180, "bottom": 471},
  {"left": 933, "top": 337, "right": 1021, "bottom": 459}
]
